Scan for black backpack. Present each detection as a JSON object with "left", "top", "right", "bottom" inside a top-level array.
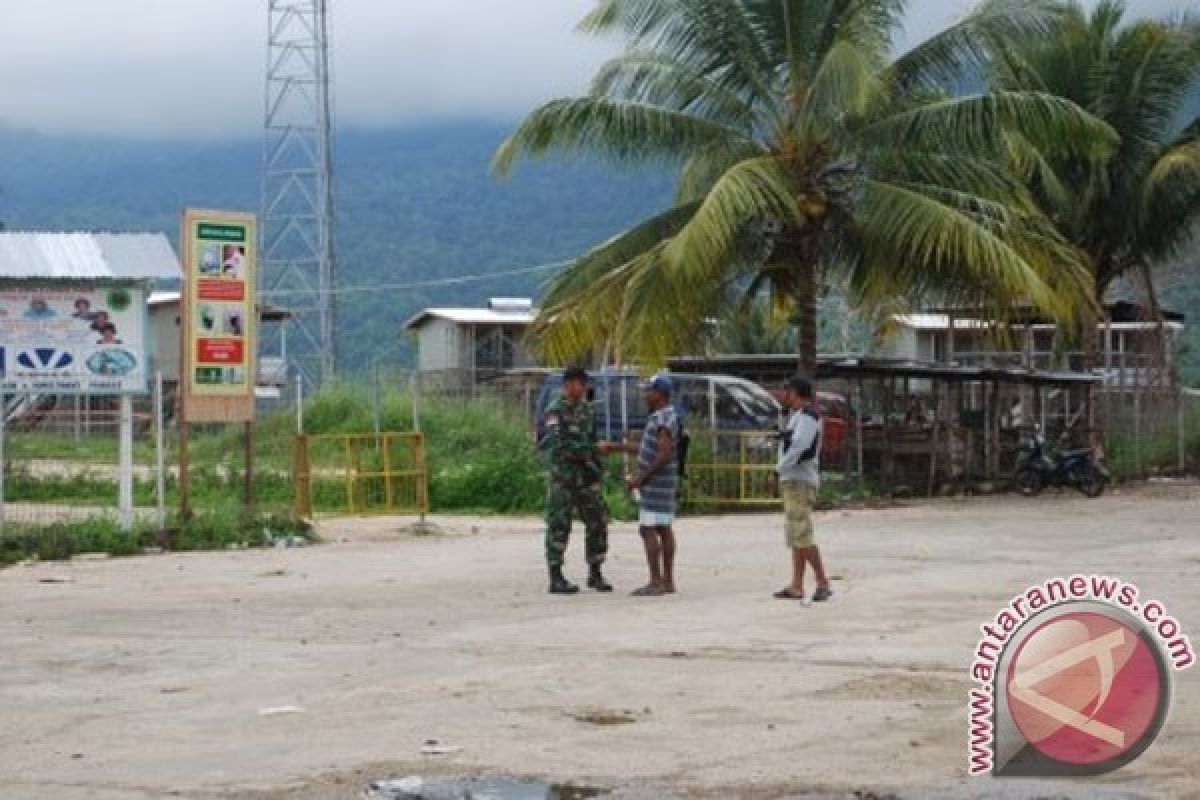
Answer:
[{"left": 676, "top": 422, "right": 691, "bottom": 479}]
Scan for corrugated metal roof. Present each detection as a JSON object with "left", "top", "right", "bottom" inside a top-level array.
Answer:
[
  {"left": 892, "top": 314, "right": 989, "bottom": 331},
  {"left": 404, "top": 307, "right": 537, "bottom": 330},
  {"left": 0, "top": 232, "right": 182, "bottom": 281}
]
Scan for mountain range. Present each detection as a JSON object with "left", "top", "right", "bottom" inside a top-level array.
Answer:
[{"left": 0, "top": 123, "right": 1196, "bottom": 383}]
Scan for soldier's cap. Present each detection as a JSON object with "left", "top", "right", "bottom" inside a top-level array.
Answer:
[
  {"left": 640, "top": 373, "right": 673, "bottom": 396},
  {"left": 563, "top": 366, "right": 589, "bottom": 383},
  {"left": 785, "top": 375, "right": 814, "bottom": 397}
]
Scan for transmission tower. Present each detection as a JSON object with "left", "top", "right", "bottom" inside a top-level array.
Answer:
[{"left": 259, "top": 0, "right": 337, "bottom": 387}]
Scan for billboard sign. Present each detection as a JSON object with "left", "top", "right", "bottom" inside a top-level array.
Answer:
[
  {"left": 181, "top": 209, "right": 257, "bottom": 422},
  {"left": 0, "top": 285, "right": 147, "bottom": 394}
]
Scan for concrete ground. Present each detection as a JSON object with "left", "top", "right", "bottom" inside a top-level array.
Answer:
[{"left": 1, "top": 483, "right": 1198, "bottom": 799}]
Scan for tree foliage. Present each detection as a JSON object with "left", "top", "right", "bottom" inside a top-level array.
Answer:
[
  {"left": 496, "top": 0, "right": 1115, "bottom": 372},
  {"left": 992, "top": 0, "right": 1200, "bottom": 302}
]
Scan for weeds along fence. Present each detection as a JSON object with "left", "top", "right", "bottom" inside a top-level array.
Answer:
[
  {"left": 7, "top": 370, "right": 1193, "bottom": 534},
  {"left": 1099, "top": 388, "right": 1200, "bottom": 480},
  {"left": 0, "top": 375, "right": 302, "bottom": 533}
]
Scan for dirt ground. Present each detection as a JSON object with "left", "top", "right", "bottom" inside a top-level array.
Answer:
[{"left": 1, "top": 483, "right": 1198, "bottom": 800}]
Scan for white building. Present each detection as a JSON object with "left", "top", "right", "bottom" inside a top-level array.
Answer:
[
  {"left": 874, "top": 303, "right": 1186, "bottom": 390},
  {"left": 404, "top": 298, "right": 538, "bottom": 389}
]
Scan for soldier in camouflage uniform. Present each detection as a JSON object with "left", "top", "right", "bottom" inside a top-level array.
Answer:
[{"left": 539, "top": 367, "right": 614, "bottom": 594}]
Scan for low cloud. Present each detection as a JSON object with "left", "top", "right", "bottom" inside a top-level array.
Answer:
[{"left": 0, "top": 0, "right": 1186, "bottom": 138}]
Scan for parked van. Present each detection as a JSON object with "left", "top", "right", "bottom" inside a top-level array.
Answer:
[{"left": 534, "top": 370, "right": 781, "bottom": 442}]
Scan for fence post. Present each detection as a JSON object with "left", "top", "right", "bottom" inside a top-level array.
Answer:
[
  {"left": 371, "top": 360, "right": 381, "bottom": 435},
  {"left": 1178, "top": 388, "right": 1186, "bottom": 474},
  {"left": 154, "top": 371, "right": 166, "bottom": 528},
  {"left": 118, "top": 394, "right": 134, "bottom": 530},
  {"left": 1133, "top": 390, "right": 1142, "bottom": 477}
]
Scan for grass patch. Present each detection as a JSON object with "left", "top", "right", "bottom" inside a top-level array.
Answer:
[{"left": 0, "top": 510, "right": 313, "bottom": 567}]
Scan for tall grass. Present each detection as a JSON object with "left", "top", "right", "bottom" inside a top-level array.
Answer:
[{"left": 3, "top": 382, "right": 639, "bottom": 519}]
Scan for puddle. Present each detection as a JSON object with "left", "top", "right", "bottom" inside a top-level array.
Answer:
[{"left": 368, "top": 776, "right": 610, "bottom": 800}]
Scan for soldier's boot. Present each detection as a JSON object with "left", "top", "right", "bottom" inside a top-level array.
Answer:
[
  {"left": 587, "top": 564, "right": 613, "bottom": 592},
  {"left": 548, "top": 565, "right": 579, "bottom": 595}
]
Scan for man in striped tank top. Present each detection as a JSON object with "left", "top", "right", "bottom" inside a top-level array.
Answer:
[{"left": 621, "top": 373, "right": 681, "bottom": 597}]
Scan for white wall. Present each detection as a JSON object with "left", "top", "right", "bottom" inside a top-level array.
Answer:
[
  {"left": 148, "top": 303, "right": 181, "bottom": 382},
  {"left": 416, "top": 318, "right": 461, "bottom": 371}
]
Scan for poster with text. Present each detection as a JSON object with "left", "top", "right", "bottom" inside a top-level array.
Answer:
[
  {"left": 182, "top": 209, "right": 256, "bottom": 421},
  {"left": 0, "top": 285, "right": 147, "bottom": 395}
]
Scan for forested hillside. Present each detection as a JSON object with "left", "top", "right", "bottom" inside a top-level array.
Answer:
[
  {"left": 0, "top": 125, "right": 673, "bottom": 371},
  {"left": 0, "top": 122, "right": 1195, "bottom": 382}
]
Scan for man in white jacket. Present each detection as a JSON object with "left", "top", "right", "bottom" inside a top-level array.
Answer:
[{"left": 768, "top": 376, "right": 833, "bottom": 603}]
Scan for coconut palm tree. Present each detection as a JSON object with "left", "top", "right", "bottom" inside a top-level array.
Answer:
[
  {"left": 493, "top": 0, "right": 1115, "bottom": 374},
  {"left": 992, "top": 0, "right": 1200, "bottom": 311}
]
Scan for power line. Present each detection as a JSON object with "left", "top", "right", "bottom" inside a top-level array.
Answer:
[{"left": 257, "top": 259, "right": 570, "bottom": 298}]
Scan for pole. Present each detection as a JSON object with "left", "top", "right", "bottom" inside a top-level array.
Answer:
[
  {"left": 410, "top": 371, "right": 426, "bottom": 526},
  {"left": 244, "top": 421, "right": 255, "bottom": 518},
  {"left": 118, "top": 394, "right": 134, "bottom": 530},
  {"left": 179, "top": 422, "right": 190, "bottom": 520},
  {"left": 295, "top": 372, "right": 304, "bottom": 434},
  {"left": 154, "top": 372, "right": 166, "bottom": 528},
  {"left": 410, "top": 371, "right": 421, "bottom": 433},
  {"left": 856, "top": 379, "right": 864, "bottom": 481}
]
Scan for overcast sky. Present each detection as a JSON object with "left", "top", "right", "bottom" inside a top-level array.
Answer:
[{"left": 0, "top": 0, "right": 1185, "bottom": 139}]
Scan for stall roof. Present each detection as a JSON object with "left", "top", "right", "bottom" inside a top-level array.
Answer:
[
  {"left": 669, "top": 354, "right": 1101, "bottom": 386},
  {"left": 0, "top": 232, "right": 182, "bottom": 281}
]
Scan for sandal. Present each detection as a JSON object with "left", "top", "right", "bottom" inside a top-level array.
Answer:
[
  {"left": 812, "top": 586, "right": 833, "bottom": 602},
  {"left": 773, "top": 588, "right": 806, "bottom": 599},
  {"left": 632, "top": 585, "right": 665, "bottom": 597}
]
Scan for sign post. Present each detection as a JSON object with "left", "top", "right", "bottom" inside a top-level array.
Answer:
[
  {"left": 118, "top": 394, "right": 134, "bottom": 529},
  {"left": 180, "top": 209, "right": 258, "bottom": 520}
]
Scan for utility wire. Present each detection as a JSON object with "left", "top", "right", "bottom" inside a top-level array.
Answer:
[{"left": 258, "top": 259, "right": 570, "bottom": 298}]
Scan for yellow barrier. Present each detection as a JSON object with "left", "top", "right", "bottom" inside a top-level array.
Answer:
[
  {"left": 293, "top": 432, "right": 428, "bottom": 517},
  {"left": 683, "top": 429, "right": 782, "bottom": 510}
]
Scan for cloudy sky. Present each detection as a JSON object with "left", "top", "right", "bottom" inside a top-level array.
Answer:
[{"left": 0, "top": 0, "right": 1184, "bottom": 138}]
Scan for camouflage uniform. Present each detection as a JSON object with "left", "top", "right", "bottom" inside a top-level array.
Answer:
[{"left": 540, "top": 397, "right": 609, "bottom": 568}]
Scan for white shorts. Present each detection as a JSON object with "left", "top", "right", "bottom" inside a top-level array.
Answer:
[{"left": 639, "top": 510, "right": 675, "bottom": 527}]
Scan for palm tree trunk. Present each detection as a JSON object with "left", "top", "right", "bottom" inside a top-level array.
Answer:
[{"left": 793, "top": 260, "right": 818, "bottom": 377}]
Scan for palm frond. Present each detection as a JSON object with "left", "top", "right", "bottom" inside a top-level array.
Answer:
[
  {"left": 888, "top": 0, "right": 1062, "bottom": 91},
  {"left": 589, "top": 50, "right": 757, "bottom": 125},
  {"left": 662, "top": 156, "right": 799, "bottom": 286},
  {"left": 676, "top": 138, "right": 767, "bottom": 202},
  {"left": 853, "top": 178, "right": 1078, "bottom": 317},
  {"left": 861, "top": 90, "right": 1117, "bottom": 159},
  {"left": 491, "top": 96, "right": 750, "bottom": 175},
  {"left": 540, "top": 203, "right": 701, "bottom": 308}
]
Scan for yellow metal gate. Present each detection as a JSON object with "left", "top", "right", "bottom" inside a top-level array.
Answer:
[
  {"left": 683, "top": 429, "right": 781, "bottom": 510},
  {"left": 293, "top": 432, "right": 429, "bottom": 517}
]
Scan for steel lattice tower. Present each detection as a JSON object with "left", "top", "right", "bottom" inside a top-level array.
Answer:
[{"left": 259, "top": 0, "right": 337, "bottom": 387}]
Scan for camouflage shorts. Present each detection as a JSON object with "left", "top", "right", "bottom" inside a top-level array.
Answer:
[{"left": 781, "top": 481, "right": 815, "bottom": 548}]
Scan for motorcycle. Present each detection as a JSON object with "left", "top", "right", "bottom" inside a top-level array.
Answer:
[{"left": 1014, "top": 427, "right": 1109, "bottom": 498}]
